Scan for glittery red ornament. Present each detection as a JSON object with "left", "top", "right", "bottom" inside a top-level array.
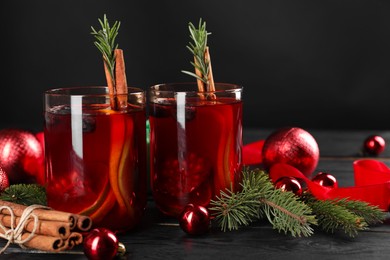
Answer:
[
  {"left": 274, "top": 177, "right": 303, "bottom": 196},
  {"left": 312, "top": 172, "right": 338, "bottom": 189},
  {"left": 0, "top": 167, "right": 10, "bottom": 192},
  {"left": 83, "top": 228, "right": 119, "bottom": 260},
  {"left": 179, "top": 204, "right": 210, "bottom": 235},
  {"left": 262, "top": 127, "right": 319, "bottom": 177},
  {"left": 363, "top": 135, "right": 385, "bottom": 156},
  {"left": 0, "top": 129, "right": 44, "bottom": 184}
]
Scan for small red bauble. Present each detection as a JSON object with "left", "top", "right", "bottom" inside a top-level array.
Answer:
[
  {"left": 312, "top": 172, "right": 338, "bottom": 189},
  {"left": 363, "top": 135, "right": 385, "bottom": 156},
  {"left": 0, "top": 129, "right": 44, "bottom": 184},
  {"left": 179, "top": 204, "right": 210, "bottom": 235},
  {"left": 262, "top": 127, "right": 320, "bottom": 177},
  {"left": 0, "top": 167, "right": 10, "bottom": 192},
  {"left": 83, "top": 228, "right": 119, "bottom": 260},
  {"left": 274, "top": 177, "right": 303, "bottom": 196}
]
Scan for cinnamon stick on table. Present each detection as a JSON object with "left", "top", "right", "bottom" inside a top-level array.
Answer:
[
  {"left": 0, "top": 200, "right": 88, "bottom": 253},
  {"left": 0, "top": 213, "right": 71, "bottom": 239},
  {"left": 0, "top": 200, "right": 92, "bottom": 232}
]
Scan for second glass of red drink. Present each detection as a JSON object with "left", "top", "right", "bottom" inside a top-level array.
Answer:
[{"left": 149, "top": 83, "right": 243, "bottom": 217}]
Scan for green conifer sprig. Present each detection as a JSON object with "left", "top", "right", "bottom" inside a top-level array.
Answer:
[
  {"left": 334, "top": 198, "right": 385, "bottom": 225},
  {"left": 0, "top": 184, "right": 47, "bottom": 206},
  {"left": 210, "top": 168, "right": 317, "bottom": 237},
  {"left": 302, "top": 193, "right": 385, "bottom": 237},
  {"left": 210, "top": 168, "right": 385, "bottom": 238},
  {"left": 303, "top": 195, "right": 366, "bottom": 237}
]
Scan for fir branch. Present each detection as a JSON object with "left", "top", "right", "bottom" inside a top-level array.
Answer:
[
  {"left": 334, "top": 198, "right": 385, "bottom": 225},
  {"left": 0, "top": 184, "right": 47, "bottom": 206},
  {"left": 91, "top": 14, "right": 121, "bottom": 84},
  {"left": 181, "top": 18, "right": 211, "bottom": 85},
  {"left": 261, "top": 189, "right": 317, "bottom": 237},
  {"left": 210, "top": 168, "right": 317, "bottom": 237},
  {"left": 302, "top": 193, "right": 368, "bottom": 237}
]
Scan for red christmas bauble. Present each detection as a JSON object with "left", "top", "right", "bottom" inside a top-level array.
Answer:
[
  {"left": 274, "top": 177, "right": 303, "bottom": 196},
  {"left": 83, "top": 228, "right": 119, "bottom": 260},
  {"left": 262, "top": 127, "right": 319, "bottom": 177},
  {"left": 363, "top": 135, "right": 385, "bottom": 156},
  {"left": 0, "top": 167, "right": 10, "bottom": 192},
  {"left": 0, "top": 129, "right": 44, "bottom": 184},
  {"left": 35, "top": 132, "right": 45, "bottom": 153},
  {"left": 179, "top": 204, "right": 210, "bottom": 235},
  {"left": 312, "top": 172, "right": 338, "bottom": 189}
]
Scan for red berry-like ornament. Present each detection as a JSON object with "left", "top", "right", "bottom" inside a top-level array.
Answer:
[
  {"left": 83, "top": 228, "right": 119, "bottom": 260},
  {"left": 312, "top": 172, "right": 338, "bottom": 189},
  {"left": 262, "top": 127, "right": 320, "bottom": 177},
  {"left": 363, "top": 135, "right": 385, "bottom": 156},
  {"left": 0, "top": 167, "right": 10, "bottom": 192},
  {"left": 274, "top": 177, "right": 303, "bottom": 196},
  {"left": 179, "top": 204, "right": 210, "bottom": 235},
  {"left": 0, "top": 129, "right": 44, "bottom": 184}
]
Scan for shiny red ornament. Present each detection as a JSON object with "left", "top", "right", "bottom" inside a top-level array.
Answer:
[
  {"left": 0, "top": 129, "right": 44, "bottom": 184},
  {"left": 179, "top": 204, "right": 210, "bottom": 235},
  {"left": 363, "top": 135, "right": 385, "bottom": 156},
  {"left": 312, "top": 172, "right": 338, "bottom": 189},
  {"left": 262, "top": 127, "right": 319, "bottom": 177},
  {"left": 35, "top": 132, "right": 45, "bottom": 152},
  {"left": 0, "top": 167, "right": 10, "bottom": 192},
  {"left": 83, "top": 228, "right": 119, "bottom": 260},
  {"left": 274, "top": 176, "right": 303, "bottom": 196}
]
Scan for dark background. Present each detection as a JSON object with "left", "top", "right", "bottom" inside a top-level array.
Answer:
[{"left": 1, "top": 0, "right": 390, "bottom": 132}]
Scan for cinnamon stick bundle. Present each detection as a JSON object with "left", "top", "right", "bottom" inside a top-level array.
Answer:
[
  {"left": 0, "top": 200, "right": 92, "bottom": 253},
  {"left": 0, "top": 200, "right": 92, "bottom": 231}
]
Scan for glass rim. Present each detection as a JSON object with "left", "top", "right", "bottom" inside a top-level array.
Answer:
[
  {"left": 149, "top": 82, "right": 243, "bottom": 94},
  {"left": 45, "top": 86, "right": 144, "bottom": 97}
]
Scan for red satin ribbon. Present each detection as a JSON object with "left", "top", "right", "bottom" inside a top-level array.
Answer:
[{"left": 243, "top": 141, "right": 390, "bottom": 211}]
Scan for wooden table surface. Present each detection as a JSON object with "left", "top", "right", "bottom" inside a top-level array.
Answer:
[{"left": 1, "top": 128, "right": 390, "bottom": 260}]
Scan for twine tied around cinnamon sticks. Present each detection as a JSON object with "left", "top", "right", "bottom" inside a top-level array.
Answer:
[
  {"left": 0, "top": 204, "right": 46, "bottom": 253},
  {"left": 0, "top": 200, "right": 92, "bottom": 253}
]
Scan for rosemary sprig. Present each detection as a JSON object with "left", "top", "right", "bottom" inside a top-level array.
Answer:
[
  {"left": 210, "top": 168, "right": 317, "bottom": 237},
  {"left": 91, "top": 14, "right": 121, "bottom": 84},
  {"left": 181, "top": 18, "right": 212, "bottom": 85}
]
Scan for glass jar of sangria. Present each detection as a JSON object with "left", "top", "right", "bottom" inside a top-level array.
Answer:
[
  {"left": 44, "top": 86, "right": 147, "bottom": 232},
  {"left": 149, "top": 83, "right": 243, "bottom": 217}
]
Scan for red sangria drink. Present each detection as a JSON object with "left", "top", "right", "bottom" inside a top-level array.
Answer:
[
  {"left": 149, "top": 83, "right": 243, "bottom": 217},
  {"left": 44, "top": 87, "right": 147, "bottom": 231}
]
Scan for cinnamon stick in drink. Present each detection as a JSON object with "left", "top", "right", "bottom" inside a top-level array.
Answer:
[
  {"left": 103, "top": 48, "right": 128, "bottom": 110},
  {"left": 204, "top": 47, "right": 215, "bottom": 92}
]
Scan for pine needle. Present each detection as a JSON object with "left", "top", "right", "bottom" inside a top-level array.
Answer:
[
  {"left": 334, "top": 198, "right": 385, "bottom": 225},
  {"left": 301, "top": 193, "right": 385, "bottom": 237},
  {"left": 0, "top": 184, "right": 47, "bottom": 206},
  {"left": 210, "top": 168, "right": 317, "bottom": 237}
]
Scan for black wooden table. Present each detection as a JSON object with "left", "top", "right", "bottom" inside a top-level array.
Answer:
[{"left": 1, "top": 128, "right": 390, "bottom": 260}]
